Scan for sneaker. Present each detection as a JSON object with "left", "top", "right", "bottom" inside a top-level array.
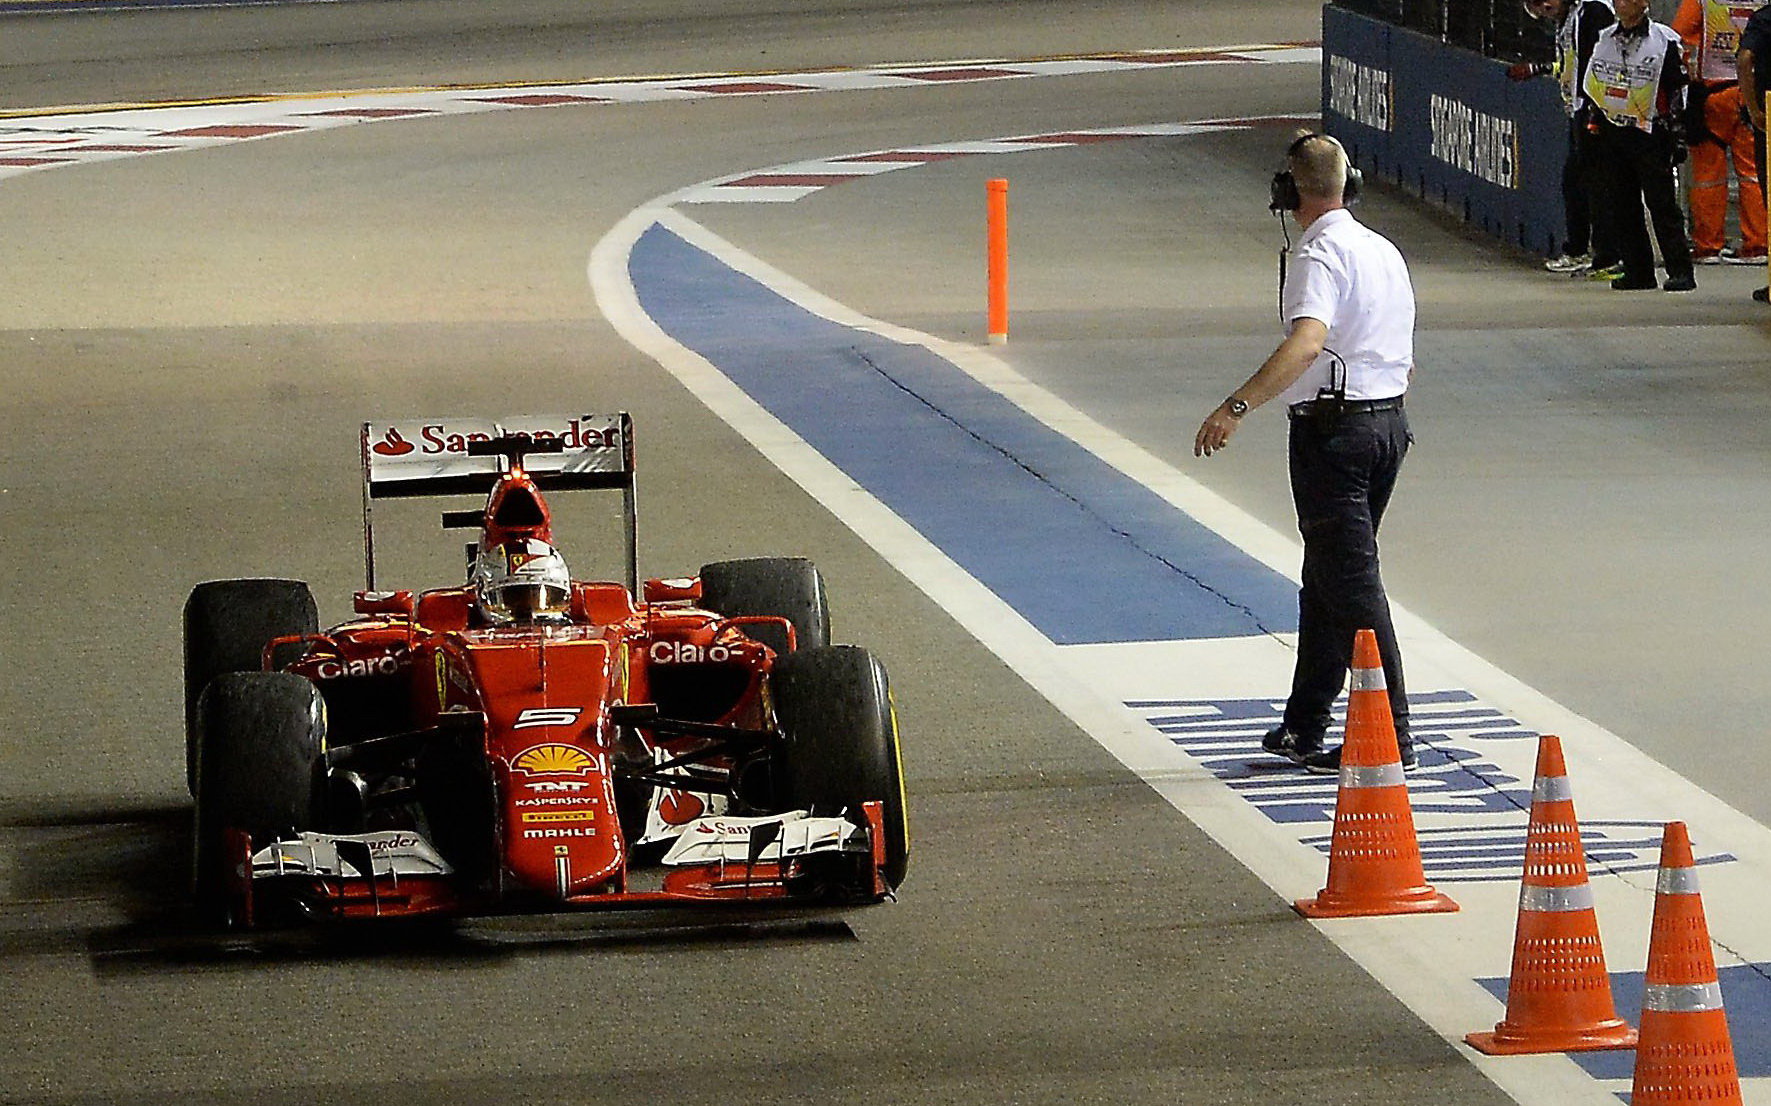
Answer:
[
  {"left": 1721, "top": 247, "right": 1766, "bottom": 265},
  {"left": 1544, "top": 252, "right": 1591, "bottom": 273},
  {"left": 1586, "top": 263, "right": 1626, "bottom": 281},
  {"left": 1301, "top": 743, "right": 1419, "bottom": 776},
  {"left": 1694, "top": 251, "right": 1724, "bottom": 265},
  {"left": 1663, "top": 273, "right": 1697, "bottom": 292},
  {"left": 1261, "top": 725, "right": 1321, "bottom": 765},
  {"left": 1611, "top": 274, "right": 1659, "bottom": 290}
]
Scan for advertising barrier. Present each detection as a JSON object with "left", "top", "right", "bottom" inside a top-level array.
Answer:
[{"left": 1324, "top": 3, "right": 1568, "bottom": 256}]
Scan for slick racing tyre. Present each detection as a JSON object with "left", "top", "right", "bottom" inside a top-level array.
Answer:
[
  {"left": 183, "top": 578, "right": 318, "bottom": 794},
  {"left": 698, "top": 557, "right": 829, "bottom": 655},
  {"left": 772, "top": 645, "right": 908, "bottom": 891},
  {"left": 191, "top": 672, "right": 325, "bottom": 926}
]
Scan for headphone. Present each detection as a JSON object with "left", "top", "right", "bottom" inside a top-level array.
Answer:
[{"left": 1268, "top": 132, "right": 1364, "bottom": 212}]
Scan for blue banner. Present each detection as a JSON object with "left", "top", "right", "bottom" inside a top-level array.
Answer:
[{"left": 1324, "top": 5, "right": 1567, "bottom": 256}]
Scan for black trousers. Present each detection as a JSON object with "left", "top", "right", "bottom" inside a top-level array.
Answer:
[
  {"left": 1283, "top": 405, "right": 1411, "bottom": 746},
  {"left": 1563, "top": 115, "right": 1617, "bottom": 264},
  {"left": 1589, "top": 121, "right": 1694, "bottom": 283}
]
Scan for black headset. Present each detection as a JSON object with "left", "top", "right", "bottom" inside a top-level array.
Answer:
[{"left": 1268, "top": 132, "right": 1364, "bottom": 213}]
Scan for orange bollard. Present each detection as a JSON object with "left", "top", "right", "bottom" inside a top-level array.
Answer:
[
  {"left": 1632, "top": 822, "right": 1742, "bottom": 1106},
  {"left": 1294, "top": 629, "right": 1458, "bottom": 918},
  {"left": 1466, "top": 735, "right": 1636, "bottom": 1054},
  {"left": 986, "top": 178, "right": 1008, "bottom": 345}
]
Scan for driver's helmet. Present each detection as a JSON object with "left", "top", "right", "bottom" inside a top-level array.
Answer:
[{"left": 472, "top": 538, "right": 572, "bottom": 625}]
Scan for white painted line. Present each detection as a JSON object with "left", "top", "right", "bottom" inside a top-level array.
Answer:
[{"left": 678, "top": 185, "right": 824, "bottom": 204}]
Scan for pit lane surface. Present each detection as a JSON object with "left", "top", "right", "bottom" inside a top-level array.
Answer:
[{"left": 0, "top": 3, "right": 1763, "bottom": 1105}]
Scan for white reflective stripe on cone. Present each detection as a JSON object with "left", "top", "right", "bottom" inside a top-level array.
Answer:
[
  {"left": 1532, "top": 774, "right": 1574, "bottom": 803},
  {"left": 1349, "top": 666, "right": 1386, "bottom": 691},
  {"left": 1519, "top": 883, "right": 1595, "bottom": 912},
  {"left": 1643, "top": 981, "right": 1725, "bottom": 1012},
  {"left": 1656, "top": 865, "right": 1702, "bottom": 895},
  {"left": 1341, "top": 763, "right": 1406, "bottom": 788}
]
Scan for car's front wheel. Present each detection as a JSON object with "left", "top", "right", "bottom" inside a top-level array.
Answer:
[
  {"left": 771, "top": 645, "right": 908, "bottom": 893},
  {"left": 698, "top": 557, "right": 829, "bottom": 655},
  {"left": 191, "top": 671, "right": 325, "bottom": 926},
  {"left": 183, "top": 578, "right": 318, "bottom": 794}
]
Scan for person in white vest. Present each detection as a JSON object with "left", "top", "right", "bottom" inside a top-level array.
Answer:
[
  {"left": 1584, "top": 0, "right": 1699, "bottom": 289},
  {"left": 1514, "top": 0, "right": 1621, "bottom": 276},
  {"left": 1672, "top": 0, "right": 1767, "bottom": 263}
]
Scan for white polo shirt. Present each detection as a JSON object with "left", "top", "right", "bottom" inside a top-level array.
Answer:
[{"left": 1278, "top": 208, "right": 1416, "bottom": 408}]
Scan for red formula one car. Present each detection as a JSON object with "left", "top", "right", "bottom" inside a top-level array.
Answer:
[{"left": 182, "top": 414, "right": 908, "bottom": 928}]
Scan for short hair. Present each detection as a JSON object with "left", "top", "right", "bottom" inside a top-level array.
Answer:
[{"left": 1289, "top": 134, "right": 1348, "bottom": 203}]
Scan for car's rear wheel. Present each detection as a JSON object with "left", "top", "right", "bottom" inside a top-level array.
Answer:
[
  {"left": 772, "top": 645, "right": 908, "bottom": 893},
  {"left": 191, "top": 671, "right": 326, "bottom": 926},
  {"left": 698, "top": 557, "right": 829, "bottom": 655},
  {"left": 183, "top": 578, "right": 318, "bottom": 794}
]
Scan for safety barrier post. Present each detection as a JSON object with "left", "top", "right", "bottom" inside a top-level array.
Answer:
[{"left": 986, "top": 178, "right": 1008, "bottom": 344}]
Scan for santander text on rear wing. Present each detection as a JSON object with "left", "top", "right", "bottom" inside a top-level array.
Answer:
[{"left": 360, "top": 413, "right": 637, "bottom": 592}]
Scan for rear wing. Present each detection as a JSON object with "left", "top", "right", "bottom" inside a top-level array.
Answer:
[{"left": 360, "top": 414, "right": 637, "bottom": 593}]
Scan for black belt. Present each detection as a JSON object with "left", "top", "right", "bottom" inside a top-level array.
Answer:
[{"left": 1288, "top": 396, "right": 1404, "bottom": 420}]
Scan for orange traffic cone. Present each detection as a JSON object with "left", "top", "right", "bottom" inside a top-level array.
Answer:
[
  {"left": 1632, "top": 821, "right": 1741, "bottom": 1106},
  {"left": 1294, "top": 628, "right": 1457, "bottom": 918},
  {"left": 1466, "top": 735, "right": 1636, "bottom": 1054}
]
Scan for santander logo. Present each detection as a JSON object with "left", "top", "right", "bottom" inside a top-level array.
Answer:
[
  {"left": 372, "top": 428, "right": 416, "bottom": 457},
  {"left": 658, "top": 790, "right": 705, "bottom": 826}
]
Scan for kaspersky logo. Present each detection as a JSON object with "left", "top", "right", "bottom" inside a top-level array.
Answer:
[{"left": 511, "top": 744, "right": 596, "bottom": 777}]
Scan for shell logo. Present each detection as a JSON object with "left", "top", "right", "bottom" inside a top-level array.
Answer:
[{"left": 511, "top": 744, "right": 594, "bottom": 777}]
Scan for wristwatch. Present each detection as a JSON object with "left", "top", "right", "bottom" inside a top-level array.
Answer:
[{"left": 1226, "top": 397, "right": 1249, "bottom": 418}]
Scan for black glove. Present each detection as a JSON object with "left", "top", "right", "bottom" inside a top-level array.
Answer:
[
  {"left": 1654, "top": 116, "right": 1689, "bottom": 165},
  {"left": 1682, "top": 82, "right": 1716, "bottom": 146}
]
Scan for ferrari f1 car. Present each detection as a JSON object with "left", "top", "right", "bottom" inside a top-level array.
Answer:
[{"left": 182, "top": 413, "right": 907, "bottom": 927}]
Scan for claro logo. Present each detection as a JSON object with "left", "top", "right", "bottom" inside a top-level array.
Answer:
[
  {"left": 649, "top": 640, "right": 733, "bottom": 664},
  {"left": 313, "top": 654, "right": 403, "bottom": 680}
]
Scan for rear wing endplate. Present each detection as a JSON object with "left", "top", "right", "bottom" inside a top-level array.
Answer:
[{"left": 360, "top": 414, "right": 637, "bottom": 593}]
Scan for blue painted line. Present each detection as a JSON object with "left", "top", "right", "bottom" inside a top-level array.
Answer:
[
  {"left": 1478, "top": 966, "right": 1771, "bottom": 1080},
  {"left": 629, "top": 222, "right": 1299, "bottom": 645}
]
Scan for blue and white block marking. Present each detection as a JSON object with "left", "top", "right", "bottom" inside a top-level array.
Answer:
[{"left": 1131, "top": 690, "right": 1734, "bottom": 881}]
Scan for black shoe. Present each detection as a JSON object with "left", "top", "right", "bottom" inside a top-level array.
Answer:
[
  {"left": 1301, "top": 743, "right": 1419, "bottom": 776},
  {"left": 1663, "top": 274, "right": 1697, "bottom": 292},
  {"left": 1611, "top": 274, "right": 1658, "bottom": 290},
  {"left": 1754, "top": 286, "right": 1769, "bottom": 303},
  {"left": 1261, "top": 725, "right": 1321, "bottom": 765}
]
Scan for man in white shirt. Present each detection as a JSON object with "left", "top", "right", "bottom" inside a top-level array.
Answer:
[{"left": 1194, "top": 132, "right": 1417, "bottom": 774}]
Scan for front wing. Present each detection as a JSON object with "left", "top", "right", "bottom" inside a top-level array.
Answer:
[{"left": 224, "top": 805, "right": 892, "bottom": 926}]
